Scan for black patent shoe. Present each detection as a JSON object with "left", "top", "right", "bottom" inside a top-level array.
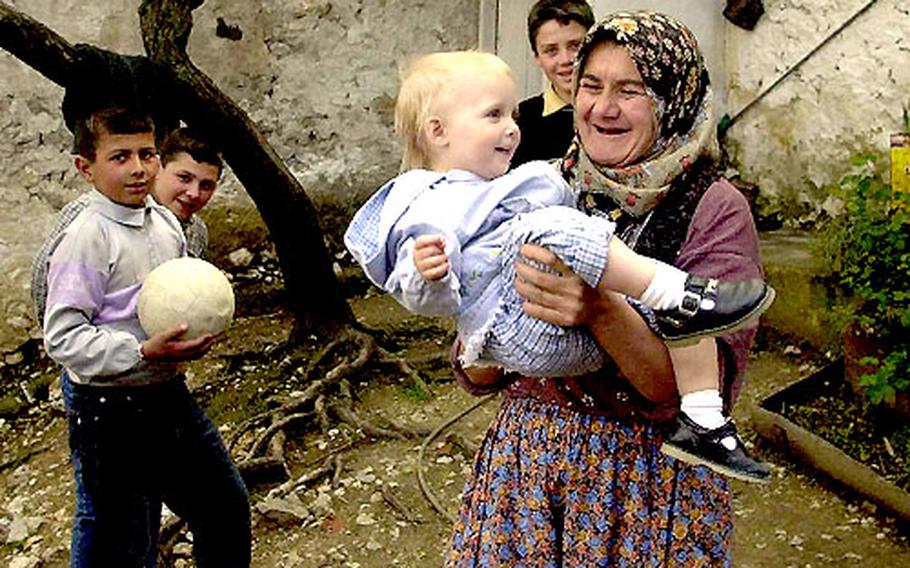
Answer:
[
  {"left": 655, "top": 275, "right": 775, "bottom": 346},
  {"left": 660, "top": 414, "right": 772, "bottom": 483}
]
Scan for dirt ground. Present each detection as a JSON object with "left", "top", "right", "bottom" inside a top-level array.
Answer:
[{"left": 2, "top": 289, "right": 910, "bottom": 567}]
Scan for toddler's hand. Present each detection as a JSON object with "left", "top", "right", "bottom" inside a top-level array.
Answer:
[
  {"left": 140, "top": 323, "right": 218, "bottom": 362},
  {"left": 414, "top": 235, "right": 449, "bottom": 281}
]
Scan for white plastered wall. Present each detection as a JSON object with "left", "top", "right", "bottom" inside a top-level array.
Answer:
[{"left": 724, "top": 0, "right": 910, "bottom": 223}]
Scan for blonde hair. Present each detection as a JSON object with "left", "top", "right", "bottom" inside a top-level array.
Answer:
[{"left": 394, "top": 51, "right": 513, "bottom": 171}]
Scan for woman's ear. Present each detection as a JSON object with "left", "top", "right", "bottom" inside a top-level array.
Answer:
[{"left": 424, "top": 116, "right": 448, "bottom": 148}]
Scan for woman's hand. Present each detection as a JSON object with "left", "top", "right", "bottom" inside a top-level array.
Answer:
[
  {"left": 515, "top": 243, "right": 677, "bottom": 403},
  {"left": 514, "top": 243, "right": 604, "bottom": 326},
  {"left": 140, "top": 323, "right": 217, "bottom": 362}
]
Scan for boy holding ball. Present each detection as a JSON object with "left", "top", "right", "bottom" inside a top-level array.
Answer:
[{"left": 43, "top": 106, "right": 250, "bottom": 567}]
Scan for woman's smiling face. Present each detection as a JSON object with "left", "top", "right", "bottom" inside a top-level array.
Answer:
[{"left": 574, "top": 42, "right": 657, "bottom": 168}]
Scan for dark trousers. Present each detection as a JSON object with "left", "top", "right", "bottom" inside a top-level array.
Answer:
[{"left": 67, "top": 376, "right": 250, "bottom": 567}]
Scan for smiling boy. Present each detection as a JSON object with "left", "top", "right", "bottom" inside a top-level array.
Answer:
[
  {"left": 154, "top": 128, "right": 222, "bottom": 226},
  {"left": 511, "top": 0, "right": 595, "bottom": 167}
]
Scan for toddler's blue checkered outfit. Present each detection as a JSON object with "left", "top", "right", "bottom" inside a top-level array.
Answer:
[{"left": 344, "top": 161, "right": 615, "bottom": 376}]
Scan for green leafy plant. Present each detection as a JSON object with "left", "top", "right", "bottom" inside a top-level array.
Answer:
[
  {"left": 816, "top": 154, "right": 910, "bottom": 405},
  {"left": 858, "top": 352, "right": 910, "bottom": 405}
]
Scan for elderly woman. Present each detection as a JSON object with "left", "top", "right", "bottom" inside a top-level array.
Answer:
[{"left": 447, "top": 11, "right": 764, "bottom": 567}]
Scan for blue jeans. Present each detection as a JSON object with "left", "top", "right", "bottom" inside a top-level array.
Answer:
[
  {"left": 63, "top": 370, "right": 123, "bottom": 568},
  {"left": 65, "top": 372, "right": 156, "bottom": 567},
  {"left": 66, "top": 375, "right": 250, "bottom": 567}
]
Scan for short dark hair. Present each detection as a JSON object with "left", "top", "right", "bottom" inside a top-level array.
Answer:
[
  {"left": 527, "top": 0, "right": 595, "bottom": 54},
  {"left": 159, "top": 127, "right": 224, "bottom": 175},
  {"left": 73, "top": 107, "right": 155, "bottom": 161}
]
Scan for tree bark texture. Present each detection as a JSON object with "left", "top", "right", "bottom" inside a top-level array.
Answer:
[
  {"left": 0, "top": 0, "right": 354, "bottom": 336},
  {"left": 0, "top": 3, "right": 76, "bottom": 85}
]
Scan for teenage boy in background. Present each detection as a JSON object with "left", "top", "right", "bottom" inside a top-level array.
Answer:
[{"left": 510, "top": 0, "right": 595, "bottom": 167}]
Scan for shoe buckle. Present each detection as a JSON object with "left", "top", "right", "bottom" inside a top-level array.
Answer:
[{"left": 678, "top": 290, "right": 701, "bottom": 318}]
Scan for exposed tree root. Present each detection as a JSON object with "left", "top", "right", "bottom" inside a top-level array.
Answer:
[
  {"left": 268, "top": 458, "right": 335, "bottom": 499},
  {"left": 232, "top": 327, "right": 434, "bottom": 491},
  {"left": 381, "top": 483, "right": 422, "bottom": 524},
  {"left": 377, "top": 346, "right": 435, "bottom": 396},
  {"left": 158, "top": 325, "right": 458, "bottom": 566},
  {"left": 247, "top": 411, "right": 312, "bottom": 460}
]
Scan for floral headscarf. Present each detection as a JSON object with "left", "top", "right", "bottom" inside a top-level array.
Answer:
[{"left": 562, "top": 11, "right": 720, "bottom": 217}]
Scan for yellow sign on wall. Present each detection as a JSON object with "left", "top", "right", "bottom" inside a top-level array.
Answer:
[{"left": 892, "top": 133, "right": 910, "bottom": 196}]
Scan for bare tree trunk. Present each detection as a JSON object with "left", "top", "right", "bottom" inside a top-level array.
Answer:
[{"left": 0, "top": 0, "right": 355, "bottom": 337}]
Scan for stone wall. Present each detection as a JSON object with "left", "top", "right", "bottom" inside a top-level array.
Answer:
[
  {"left": 724, "top": 0, "right": 910, "bottom": 224},
  {"left": 0, "top": 0, "right": 479, "bottom": 355}
]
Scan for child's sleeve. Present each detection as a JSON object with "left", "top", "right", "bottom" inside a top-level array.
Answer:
[
  {"left": 30, "top": 197, "right": 91, "bottom": 326},
  {"left": 43, "top": 223, "right": 143, "bottom": 378},
  {"left": 387, "top": 234, "right": 462, "bottom": 316}
]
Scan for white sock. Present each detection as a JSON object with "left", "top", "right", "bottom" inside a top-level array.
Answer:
[
  {"left": 680, "top": 389, "right": 726, "bottom": 430},
  {"left": 638, "top": 261, "right": 688, "bottom": 311}
]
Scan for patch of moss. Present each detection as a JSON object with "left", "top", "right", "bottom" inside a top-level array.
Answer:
[{"left": 0, "top": 395, "right": 26, "bottom": 418}]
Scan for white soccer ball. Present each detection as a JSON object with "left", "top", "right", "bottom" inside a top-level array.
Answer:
[{"left": 137, "top": 257, "right": 235, "bottom": 340}]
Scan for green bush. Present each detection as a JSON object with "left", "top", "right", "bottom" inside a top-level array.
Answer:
[{"left": 816, "top": 155, "right": 910, "bottom": 405}]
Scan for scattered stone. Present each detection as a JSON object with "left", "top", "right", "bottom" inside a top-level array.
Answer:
[
  {"left": 5, "top": 352, "right": 24, "bottom": 365},
  {"left": 281, "top": 550, "right": 305, "bottom": 567},
  {"left": 355, "top": 511, "right": 376, "bottom": 526},
  {"left": 354, "top": 467, "right": 376, "bottom": 484},
  {"left": 40, "top": 546, "right": 67, "bottom": 565},
  {"left": 310, "top": 492, "right": 334, "bottom": 517},
  {"left": 255, "top": 495, "right": 309, "bottom": 527},
  {"left": 227, "top": 248, "right": 254, "bottom": 268},
  {"left": 8, "top": 555, "right": 40, "bottom": 568},
  {"left": 6, "top": 515, "right": 32, "bottom": 543}
]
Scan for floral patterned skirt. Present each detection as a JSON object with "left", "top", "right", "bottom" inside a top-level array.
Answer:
[{"left": 446, "top": 397, "right": 732, "bottom": 567}]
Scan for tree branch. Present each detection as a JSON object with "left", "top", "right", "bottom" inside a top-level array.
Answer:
[{"left": 0, "top": 2, "right": 76, "bottom": 85}]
